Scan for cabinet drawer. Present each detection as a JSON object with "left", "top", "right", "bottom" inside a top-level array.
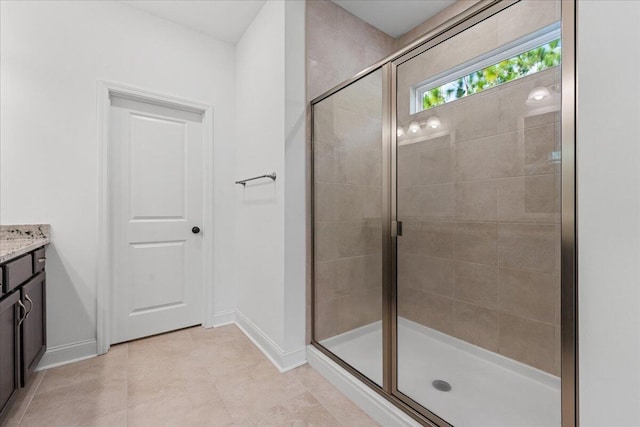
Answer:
[
  {"left": 32, "top": 248, "right": 46, "bottom": 274},
  {"left": 4, "top": 255, "right": 33, "bottom": 293}
]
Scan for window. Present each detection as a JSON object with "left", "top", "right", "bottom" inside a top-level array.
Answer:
[{"left": 413, "top": 24, "right": 561, "bottom": 113}]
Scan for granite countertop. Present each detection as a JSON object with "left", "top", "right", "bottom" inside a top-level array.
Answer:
[{"left": 0, "top": 225, "right": 50, "bottom": 264}]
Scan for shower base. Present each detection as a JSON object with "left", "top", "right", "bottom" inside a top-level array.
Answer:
[{"left": 320, "top": 317, "right": 560, "bottom": 427}]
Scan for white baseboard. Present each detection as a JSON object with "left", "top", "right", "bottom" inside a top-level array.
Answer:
[
  {"left": 234, "top": 310, "right": 306, "bottom": 373},
  {"left": 36, "top": 339, "right": 97, "bottom": 371},
  {"left": 306, "top": 345, "right": 420, "bottom": 427},
  {"left": 35, "top": 311, "right": 307, "bottom": 375},
  {"left": 211, "top": 309, "right": 237, "bottom": 327}
]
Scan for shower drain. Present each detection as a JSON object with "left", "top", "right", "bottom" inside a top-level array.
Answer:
[{"left": 432, "top": 380, "right": 452, "bottom": 392}]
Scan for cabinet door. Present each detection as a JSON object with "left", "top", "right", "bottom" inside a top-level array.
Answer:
[
  {"left": 0, "top": 292, "right": 20, "bottom": 421},
  {"left": 21, "top": 272, "right": 46, "bottom": 386}
]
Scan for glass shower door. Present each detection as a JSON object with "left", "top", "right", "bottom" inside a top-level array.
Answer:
[
  {"left": 313, "top": 69, "right": 384, "bottom": 386},
  {"left": 394, "top": 1, "right": 562, "bottom": 425}
]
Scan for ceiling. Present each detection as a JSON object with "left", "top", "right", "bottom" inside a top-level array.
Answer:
[
  {"left": 332, "top": 0, "right": 456, "bottom": 38},
  {"left": 120, "top": 0, "right": 267, "bottom": 44},
  {"left": 119, "top": 0, "right": 455, "bottom": 44}
]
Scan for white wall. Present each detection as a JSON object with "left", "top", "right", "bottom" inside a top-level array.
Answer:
[
  {"left": 234, "top": 0, "right": 306, "bottom": 365},
  {"left": 283, "top": 0, "right": 307, "bottom": 354},
  {"left": 235, "top": 0, "right": 286, "bottom": 347},
  {"left": 578, "top": 2, "right": 640, "bottom": 426},
  {"left": 0, "top": 1, "right": 237, "bottom": 356}
]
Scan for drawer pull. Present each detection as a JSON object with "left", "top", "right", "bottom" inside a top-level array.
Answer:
[
  {"left": 25, "top": 295, "right": 33, "bottom": 319},
  {"left": 37, "top": 258, "right": 46, "bottom": 263},
  {"left": 17, "top": 300, "right": 27, "bottom": 326}
]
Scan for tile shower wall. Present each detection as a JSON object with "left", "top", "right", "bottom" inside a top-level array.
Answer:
[
  {"left": 397, "top": 67, "right": 561, "bottom": 376},
  {"left": 306, "top": 0, "right": 395, "bottom": 101},
  {"left": 307, "top": 0, "right": 395, "bottom": 342},
  {"left": 313, "top": 72, "right": 383, "bottom": 341}
]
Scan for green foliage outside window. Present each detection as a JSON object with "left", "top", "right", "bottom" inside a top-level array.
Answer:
[{"left": 422, "top": 39, "right": 562, "bottom": 111}]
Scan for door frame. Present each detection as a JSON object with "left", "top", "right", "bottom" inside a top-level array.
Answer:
[{"left": 96, "top": 81, "right": 215, "bottom": 355}]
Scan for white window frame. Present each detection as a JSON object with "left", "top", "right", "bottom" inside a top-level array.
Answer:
[{"left": 411, "top": 22, "right": 561, "bottom": 115}]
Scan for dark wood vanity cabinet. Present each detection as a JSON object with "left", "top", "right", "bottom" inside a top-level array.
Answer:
[
  {"left": 0, "top": 292, "right": 20, "bottom": 421},
  {"left": 0, "top": 246, "right": 47, "bottom": 422},
  {"left": 20, "top": 272, "right": 46, "bottom": 386}
]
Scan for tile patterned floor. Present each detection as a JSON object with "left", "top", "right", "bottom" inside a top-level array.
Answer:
[{"left": 3, "top": 325, "right": 380, "bottom": 427}]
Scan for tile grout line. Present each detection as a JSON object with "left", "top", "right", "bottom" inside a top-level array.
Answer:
[
  {"left": 301, "top": 380, "right": 350, "bottom": 427},
  {"left": 15, "top": 369, "right": 47, "bottom": 426}
]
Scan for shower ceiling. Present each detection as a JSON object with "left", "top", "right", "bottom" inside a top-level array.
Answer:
[{"left": 331, "top": 0, "right": 456, "bottom": 38}]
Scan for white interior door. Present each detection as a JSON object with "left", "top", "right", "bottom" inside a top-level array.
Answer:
[{"left": 109, "top": 95, "right": 203, "bottom": 344}]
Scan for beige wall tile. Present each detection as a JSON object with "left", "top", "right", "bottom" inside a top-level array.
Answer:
[
  {"left": 498, "top": 223, "right": 557, "bottom": 273},
  {"left": 365, "top": 46, "right": 391, "bottom": 67},
  {"left": 524, "top": 174, "right": 558, "bottom": 214},
  {"left": 499, "top": 268, "right": 557, "bottom": 324},
  {"left": 497, "top": 0, "right": 558, "bottom": 46},
  {"left": 399, "top": 140, "right": 453, "bottom": 186},
  {"left": 494, "top": 131, "right": 524, "bottom": 177},
  {"left": 308, "top": 58, "right": 340, "bottom": 101},
  {"left": 315, "top": 298, "right": 339, "bottom": 341},
  {"left": 420, "top": 221, "right": 455, "bottom": 258},
  {"left": 333, "top": 71, "right": 382, "bottom": 117},
  {"left": 315, "top": 222, "right": 338, "bottom": 262},
  {"left": 334, "top": 108, "right": 381, "bottom": 150},
  {"left": 453, "top": 222, "right": 498, "bottom": 265},
  {"left": 497, "top": 69, "right": 557, "bottom": 134},
  {"left": 398, "top": 184, "right": 454, "bottom": 219},
  {"left": 307, "top": 17, "right": 339, "bottom": 66},
  {"left": 336, "top": 255, "right": 366, "bottom": 295},
  {"left": 339, "top": 148, "right": 382, "bottom": 187},
  {"left": 455, "top": 180, "right": 498, "bottom": 221},
  {"left": 397, "top": 252, "right": 423, "bottom": 292},
  {"left": 454, "top": 137, "right": 497, "bottom": 182},
  {"left": 419, "top": 292, "right": 455, "bottom": 335},
  {"left": 314, "top": 143, "right": 337, "bottom": 183},
  {"left": 497, "top": 176, "right": 560, "bottom": 223},
  {"left": 338, "top": 254, "right": 382, "bottom": 296},
  {"left": 454, "top": 301, "right": 499, "bottom": 351},
  {"left": 336, "top": 4, "right": 369, "bottom": 45},
  {"left": 454, "top": 261, "right": 498, "bottom": 308},
  {"left": 397, "top": 287, "right": 423, "bottom": 325},
  {"left": 307, "top": 0, "right": 338, "bottom": 31},
  {"left": 397, "top": 220, "right": 421, "bottom": 254},
  {"left": 314, "top": 260, "right": 340, "bottom": 302},
  {"left": 398, "top": 254, "right": 455, "bottom": 297},
  {"left": 336, "top": 291, "right": 378, "bottom": 334},
  {"left": 336, "top": 184, "right": 381, "bottom": 221},
  {"left": 451, "top": 93, "right": 499, "bottom": 142},
  {"left": 314, "top": 183, "right": 337, "bottom": 221},
  {"left": 336, "top": 221, "right": 367, "bottom": 257},
  {"left": 312, "top": 98, "right": 335, "bottom": 143},
  {"left": 524, "top": 111, "right": 559, "bottom": 129},
  {"left": 420, "top": 256, "right": 455, "bottom": 297},
  {"left": 525, "top": 123, "right": 560, "bottom": 175},
  {"left": 499, "top": 313, "right": 557, "bottom": 375}
]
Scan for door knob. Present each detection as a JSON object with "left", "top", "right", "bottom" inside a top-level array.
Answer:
[{"left": 192, "top": 226, "right": 201, "bottom": 234}]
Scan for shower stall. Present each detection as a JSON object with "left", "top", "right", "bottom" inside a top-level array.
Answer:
[{"left": 310, "top": 1, "right": 576, "bottom": 426}]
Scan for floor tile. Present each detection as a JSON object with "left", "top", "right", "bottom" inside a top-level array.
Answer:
[
  {"left": 249, "top": 391, "right": 342, "bottom": 426},
  {"left": 19, "top": 375, "right": 127, "bottom": 427},
  {"left": 12, "top": 325, "right": 379, "bottom": 427}
]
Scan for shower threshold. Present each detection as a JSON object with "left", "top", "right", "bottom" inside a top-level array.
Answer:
[{"left": 320, "top": 318, "right": 560, "bottom": 427}]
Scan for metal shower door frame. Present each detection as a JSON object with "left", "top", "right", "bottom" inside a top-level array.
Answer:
[{"left": 310, "top": 1, "right": 578, "bottom": 425}]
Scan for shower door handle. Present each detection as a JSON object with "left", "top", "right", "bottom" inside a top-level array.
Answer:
[{"left": 392, "top": 221, "right": 403, "bottom": 237}]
